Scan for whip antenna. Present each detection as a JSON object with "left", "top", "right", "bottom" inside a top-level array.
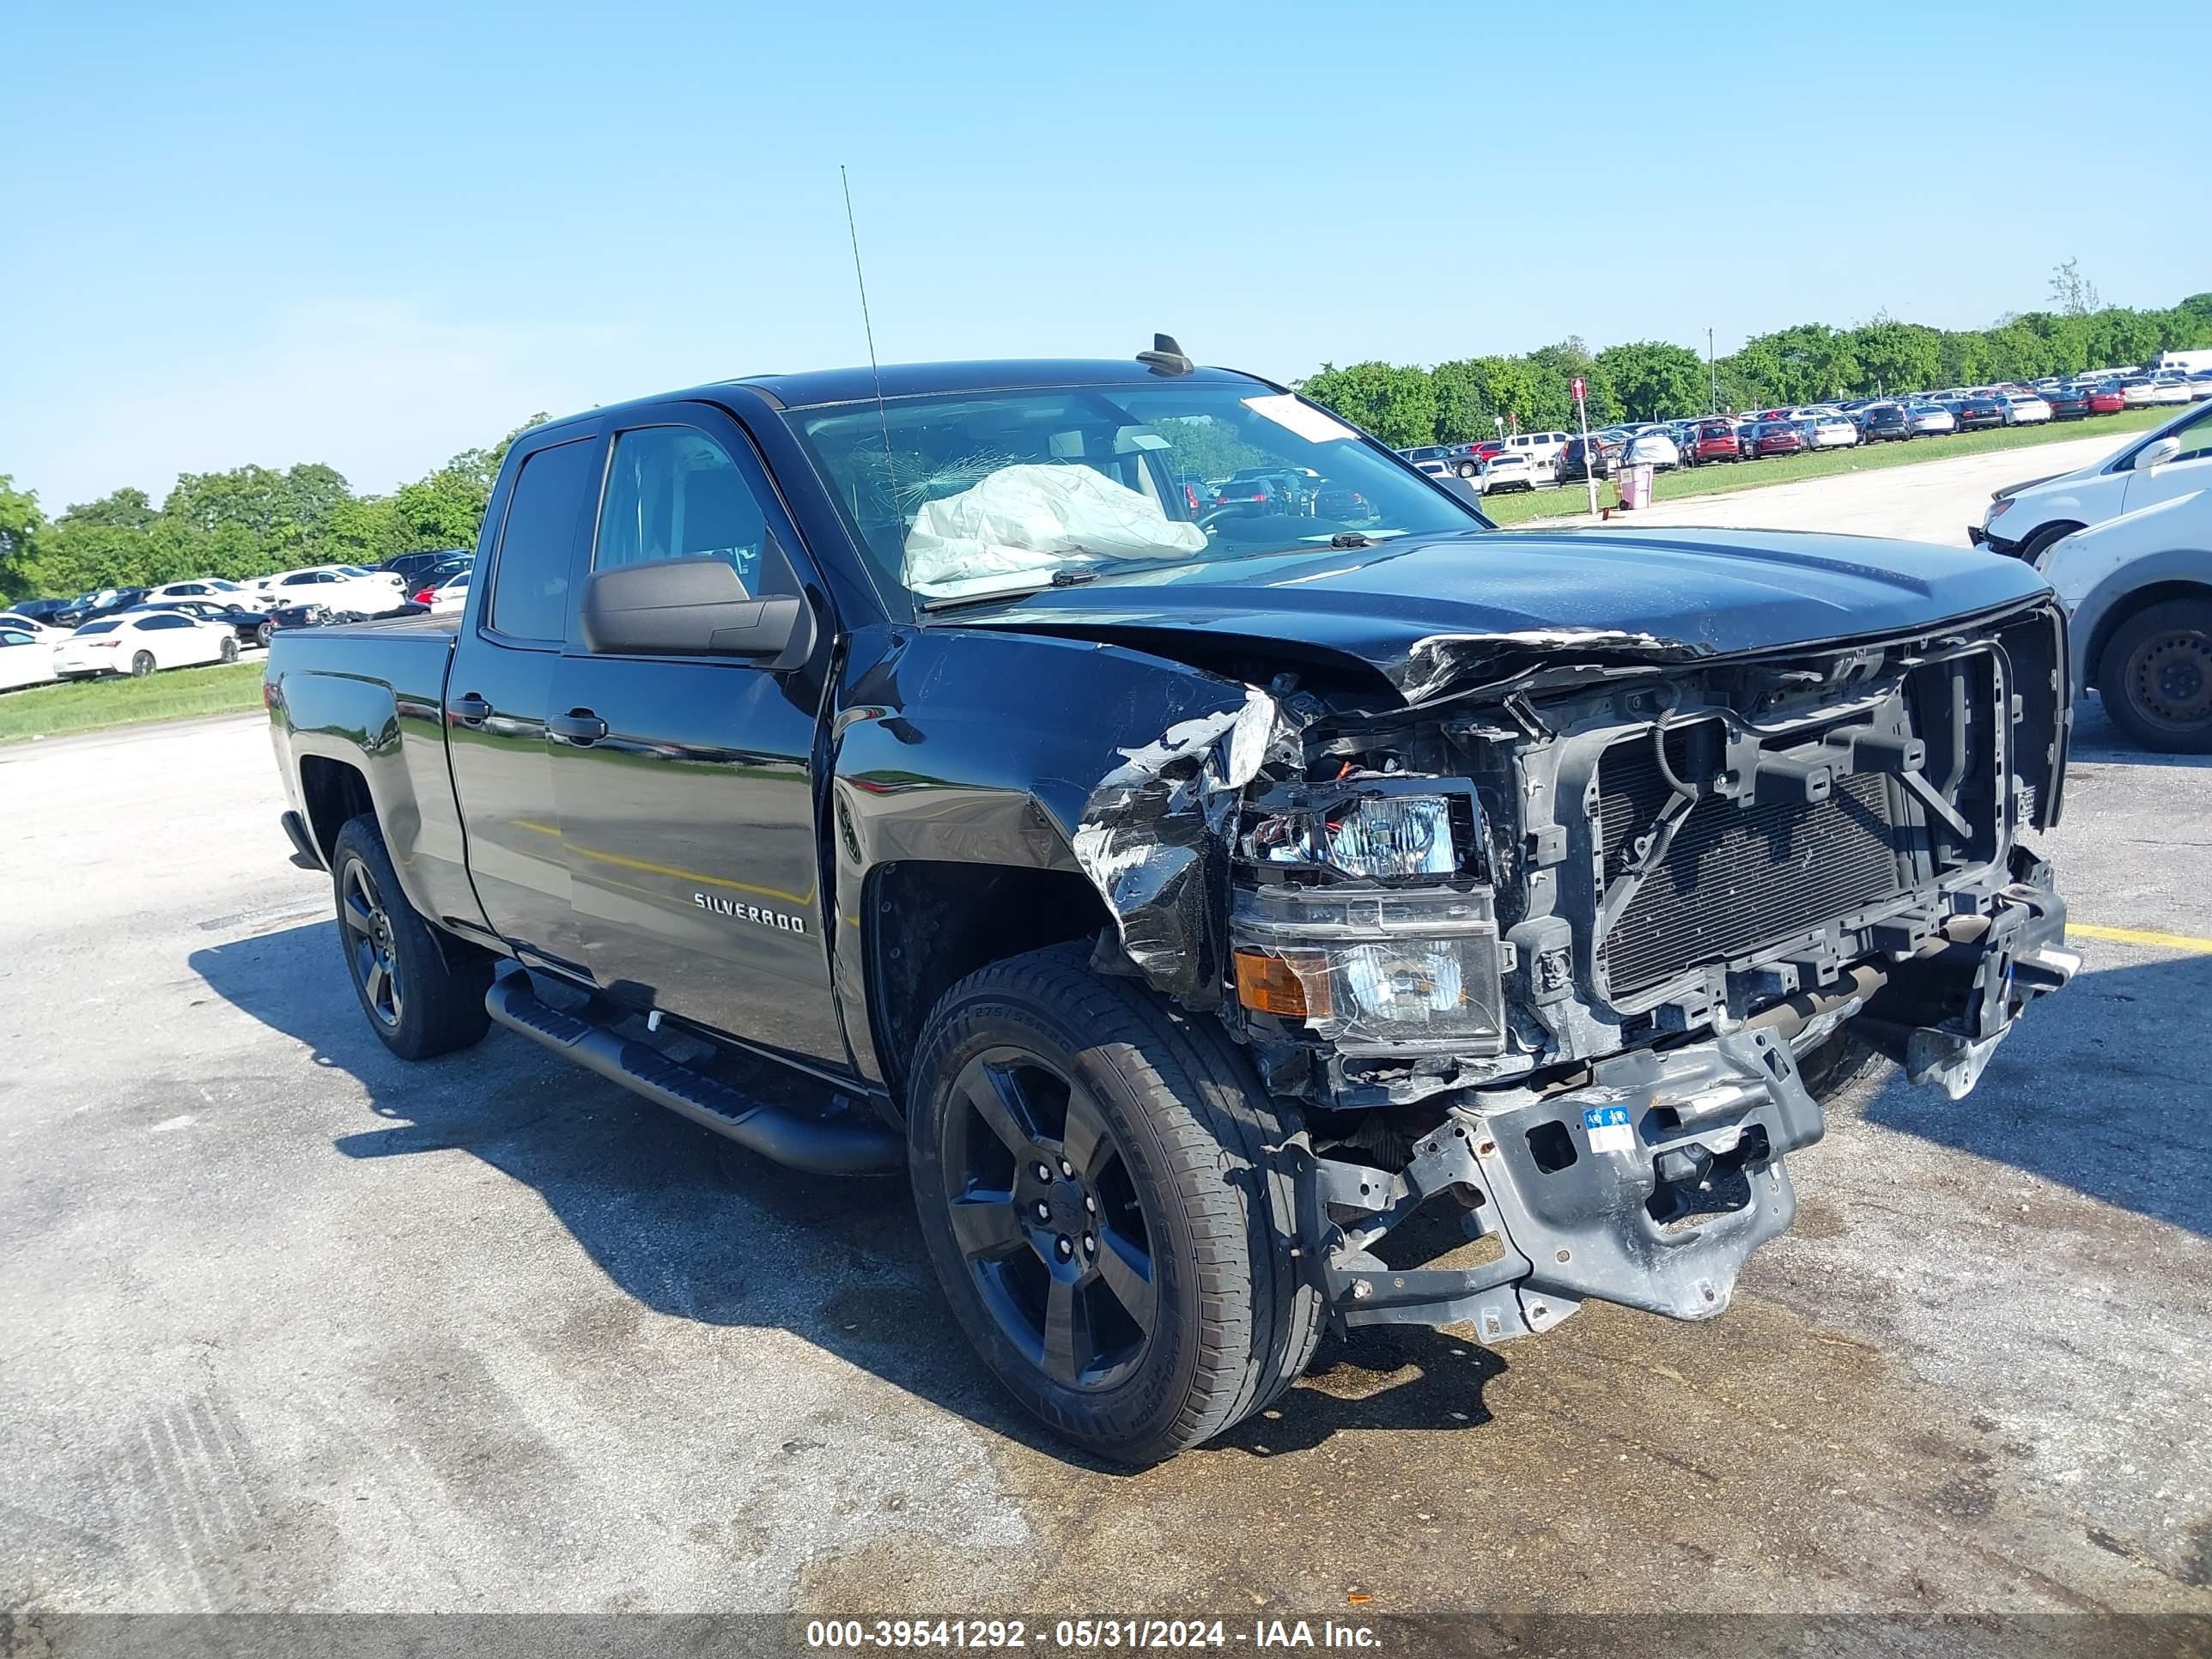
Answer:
[{"left": 839, "top": 166, "right": 897, "bottom": 511}]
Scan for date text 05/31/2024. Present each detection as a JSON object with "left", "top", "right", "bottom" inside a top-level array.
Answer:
[{"left": 805, "top": 1620, "right": 1382, "bottom": 1650}]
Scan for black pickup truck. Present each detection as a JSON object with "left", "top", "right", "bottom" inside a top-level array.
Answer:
[{"left": 266, "top": 345, "right": 2078, "bottom": 1463}]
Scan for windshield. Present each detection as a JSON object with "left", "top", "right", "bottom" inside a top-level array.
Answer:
[{"left": 782, "top": 381, "right": 1485, "bottom": 609}]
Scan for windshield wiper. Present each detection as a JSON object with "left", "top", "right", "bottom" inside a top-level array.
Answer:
[
  {"left": 916, "top": 568, "right": 1097, "bottom": 613},
  {"left": 1329, "top": 531, "right": 1372, "bottom": 549}
]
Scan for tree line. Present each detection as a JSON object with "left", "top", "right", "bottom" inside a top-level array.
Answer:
[
  {"left": 1299, "top": 286, "right": 2212, "bottom": 450},
  {"left": 0, "top": 418, "right": 547, "bottom": 604},
  {"left": 5, "top": 276, "right": 2209, "bottom": 603}
]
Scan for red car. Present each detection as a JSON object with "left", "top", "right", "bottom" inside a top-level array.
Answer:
[
  {"left": 1688, "top": 419, "right": 1741, "bottom": 464},
  {"left": 2087, "top": 385, "right": 2127, "bottom": 415},
  {"left": 1753, "top": 420, "right": 1808, "bottom": 458}
]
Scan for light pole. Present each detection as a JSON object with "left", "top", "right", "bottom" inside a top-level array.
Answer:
[{"left": 1707, "top": 326, "right": 1719, "bottom": 415}]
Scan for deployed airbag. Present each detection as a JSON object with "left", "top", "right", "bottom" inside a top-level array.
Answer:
[{"left": 903, "top": 464, "right": 1205, "bottom": 599}]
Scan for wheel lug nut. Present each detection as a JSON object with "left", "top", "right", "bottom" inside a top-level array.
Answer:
[
  {"left": 1034, "top": 1162, "right": 1053, "bottom": 1182},
  {"left": 1055, "top": 1236, "right": 1073, "bottom": 1261},
  {"left": 1083, "top": 1233, "right": 1097, "bottom": 1255},
  {"left": 1034, "top": 1200, "right": 1051, "bottom": 1222},
  {"left": 1084, "top": 1194, "right": 1097, "bottom": 1214},
  {"left": 1058, "top": 1158, "right": 1074, "bottom": 1178}
]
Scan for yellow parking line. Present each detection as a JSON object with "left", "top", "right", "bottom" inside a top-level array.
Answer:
[{"left": 2071, "top": 922, "right": 2212, "bottom": 953}]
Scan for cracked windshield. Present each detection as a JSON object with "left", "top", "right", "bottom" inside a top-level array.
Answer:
[{"left": 787, "top": 382, "right": 1485, "bottom": 608}]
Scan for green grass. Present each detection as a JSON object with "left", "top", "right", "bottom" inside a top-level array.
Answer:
[
  {"left": 0, "top": 659, "right": 265, "bottom": 744},
  {"left": 1478, "top": 405, "right": 2170, "bottom": 526}
]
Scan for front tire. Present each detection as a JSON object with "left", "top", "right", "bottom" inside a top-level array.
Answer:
[
  {"left": 2100, "top": 599, "right": 2212, "bottom": 754},
  {"left": 330, "top": 815, "right": 493, "bottom": 1059},
  {"left": 908, "top": 944, "right": 1322, "bottom": 1465}
]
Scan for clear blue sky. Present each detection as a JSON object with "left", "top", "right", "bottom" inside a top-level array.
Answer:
[{"left": 6, "top": 0, "right": 2207, "bottom": 511}]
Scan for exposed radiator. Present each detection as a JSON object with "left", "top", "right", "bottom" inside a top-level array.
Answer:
[{"left": 1595, "top": 742, "right": 1905, "bottom": 997}]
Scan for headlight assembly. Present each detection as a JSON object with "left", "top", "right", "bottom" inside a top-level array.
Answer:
[{"left": 1239, "top": 783, "right": 1474, "bottom": 882}]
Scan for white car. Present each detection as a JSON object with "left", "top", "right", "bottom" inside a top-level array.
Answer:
[
  {"left": 2002, "top": 394, "right": 2052, "bottom": 425},
  {"left": 2148, "top": 374, "right": 2196, "bottom": 407},
  {"left": 2120, "top": 377, "right": 2160, "bottom": 408},
  {"left": 257, "top": 564, "right": 408, "bottom": 613},
  {"left": 1412, "top": 458, "right": 1449, "bottom": 479},
  {"left": 146, "top": 578, "right": 249, "bottom": 602},
  {"left": 1906, "top": 402, "right": 1958, "bottom": 436},
  {"left": 1620, "top": 428, "right": 1680, "bottom": 469},
  {"left": 1977, "top": 397, "right": 2212, "bottom": 562},
  {"left": 52, "top": 611, "right": 241, "bottom": 678},
  {"left": 1807, "top": 415, "right": 1860, "bottom": 450},
  {"left": 0, "top": 611, "right": 66, "bottom": 641},
  {"left": 1476, "top": 453, "right": 1536, "bottom": 494},
  {"left": 2039, "top": 487, "right": 2212, "bottom": 752},
  {"left": 0, "top": 624, "right": 59, "bottom": 693},
  {"left": 427, "top": 568, "right": 473, "bottom": 613}
]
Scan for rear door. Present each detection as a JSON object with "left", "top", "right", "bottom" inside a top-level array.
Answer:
[
  {"left": 545, "top": 404, "right": 848, "bottom": 1069},
  {"left": 445, "top": 427, "right": 604, "bottom": 973}
]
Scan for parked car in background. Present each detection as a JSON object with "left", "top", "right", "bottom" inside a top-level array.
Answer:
[
  {"left": 1476, "top": 452, "right": 1537, "bottom": 494},
  {"left": 2085, "top": 384, "right": 2128, "bottom": 416},
  {"left": 0, "top": 611, "right": 67, "bottom": 641},
  {"left": 1907, "top": 401, "right": 1959, "bottom": 435},
  {"left": 1401, "top": 446, "right": 1452, "bottom": 470},
  {"left": 1973, "top": 398, "right": 2212, "bottom": 564},
  {"left": 1856, "top": 404, "right": 1911, "bottom": 443},
  {"left": 2042, "top": 385, "right": 2092, "bottom": 421},
  {"left": 1553, "top": 434, "right": 1616, "bottom": 482},
  {"left": 1685, "top": 418, "right": 1741, "bottom": 465},
  {"left": 1409, "top": 459, "right": 1449, "bottom": 479},
  {"left": 127, "top": 597, "right": 280, "bottom": 647},
  {"left": 1620, "top": 427, "right": 1680, "bottom": 470},
  {"left": 256, "top": 564, "right": 411, "bottom": 614},
  {"left": 1753, "top": 421, "right": 1808, "bottom": 459},
  {"left": 1807, "top": 413, "right": 1861, "bottom": 450},
  {"left": 425, "top": 569, "right": 474, "bottom": 614},
  {"left": 3, "top": 597, "right": 73, "bottom": 626},
  {"left": 2039, "top": 488, "right": 2212, "bottom": 751},
  {"left": 2148, "top": 374, "right": 2195, "bottom": 407},
  {"left": 53, "top": 611, "right": 241, "bottom": 678},
  {"left": 2002, "top": 392, "right": 2053, "bottom": 426},
  {"left": 0, "top": 626, "right": 59, "bottom": 693},
  {"left": 379, "top": 548, "right": 476, "bottom": 587},
  {"left": 405, "top": 554, "right": 475, "bottom": 605},
  {"left": 54, "top": 587, "right": 149, "bottom": 627},
  {"left": 2119, "top": 377, "right": 2160, "bottom": 408},
  {"left": 143, "top": 578, "right": 250, "bottom": 603},
  {"left": 1948, "top": 393, "right": 2008, "bottom": 432}
]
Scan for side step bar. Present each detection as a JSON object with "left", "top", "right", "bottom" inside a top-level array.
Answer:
[{"left": 485, "top": 974, "right": 902, "bottom": 1176}]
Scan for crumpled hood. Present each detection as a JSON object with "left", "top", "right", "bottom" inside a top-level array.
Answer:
[{"left": 950, "top": 526, "right": 2053, "bottom": 702}]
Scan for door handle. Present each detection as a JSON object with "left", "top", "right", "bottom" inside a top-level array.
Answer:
[
  {"left": 452, "top": 692, "right": 492, "bottom": 726},
  {"left": 550, "top": 709, "right": 609, "bottom": 745}
]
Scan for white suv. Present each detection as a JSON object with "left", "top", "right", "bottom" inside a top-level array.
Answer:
[
  {"left": 1503, "top": 430, "right": 1571, "bottom": 474},
  {"left": 1973, "top": 398, "right": 2212, "bottom": 563}
]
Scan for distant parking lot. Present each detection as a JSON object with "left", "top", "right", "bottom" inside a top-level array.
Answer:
[{"left": 3, "top": 455, "right": 2209, "bottom": 1638}]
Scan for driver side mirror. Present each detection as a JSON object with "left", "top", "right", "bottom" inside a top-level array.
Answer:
[
  {"left": 580, "top": 539, "right": 815, "bottom": 668},
  {"left": 2134, "top": 435, "right": 2183, "bottom": 471}
]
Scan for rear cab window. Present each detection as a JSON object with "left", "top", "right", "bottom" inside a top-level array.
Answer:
[{"left": 488, "top": 438, "right": 602, "bottom": 641}]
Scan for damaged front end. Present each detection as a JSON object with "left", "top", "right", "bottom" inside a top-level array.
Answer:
[{"left": 1073, "top": 600, "right": 2080, "bottom": 1343}]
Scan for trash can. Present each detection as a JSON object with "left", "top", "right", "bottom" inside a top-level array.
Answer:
[{"left": 1620, "top": 462, "right": 1655, "bottom": 510}]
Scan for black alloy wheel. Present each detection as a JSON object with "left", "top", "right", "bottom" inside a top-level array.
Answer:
[
  {"left": 130, "top": 651, "right": 155, "bottom": 677},
  {"left": 941, "top": 1047, "right": 1158, "bottom": 1393},
  {"left": 2104, "top": 599, "right": 2212, "bottom": 754},
  {"left": 257, "top": 622, "right": 274, "bottom": 647},
  {"left": 339, "top": 854, "right": 404, "bottom": 1030}
]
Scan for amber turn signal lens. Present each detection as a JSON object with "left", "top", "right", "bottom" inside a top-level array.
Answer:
[{"left": 1234, "top": 950, "right": 1329, "bottom": 1020}]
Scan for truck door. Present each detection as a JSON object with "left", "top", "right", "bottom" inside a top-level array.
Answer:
[
  {"left": 446, "top": 428, "right": 603, "bottom": 974},
  {"left": 546, "top": 406, "right": 848, "bottom": 1071}
]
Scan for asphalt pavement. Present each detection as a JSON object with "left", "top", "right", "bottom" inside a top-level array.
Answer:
[{"left": 3, "top": 443, "right": 2209, "bottom": 1644}]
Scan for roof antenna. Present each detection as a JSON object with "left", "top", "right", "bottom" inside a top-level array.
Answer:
[
  {"left": 840, "top": 165, "right": 897, "bottom": 510},
  {"left": 1138, "top": 332, "right": 1194, "bottom": 375}
]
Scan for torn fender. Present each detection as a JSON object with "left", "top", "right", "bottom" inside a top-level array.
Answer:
[{"left": 1071, "top": 686, "right": 1292, "bottom": 1004}]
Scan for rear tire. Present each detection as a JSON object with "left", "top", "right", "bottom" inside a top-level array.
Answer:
[
  {"left": 2100, "top": 599, "right": 2212, "bottom": 754},
  {"left": 130, "top": 651, "right": 155, "bottom": 678},
  {"left": 330, "top": 814, "right": 494, "bottom": 1059},
  {"left": 907, "top": 943, "right": 1322, "bottom": 1465},
  {"left": 219, "top": 636, "right": 240, "bottom": 663}
]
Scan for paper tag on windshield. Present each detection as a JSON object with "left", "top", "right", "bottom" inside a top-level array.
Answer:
[{"left": 1243, "top": 394, "right": 1358, "bottom": 444}]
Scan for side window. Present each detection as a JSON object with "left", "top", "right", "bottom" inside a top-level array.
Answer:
[
  {"left": 489, "top": 439, "right": 599, "bottom": 641},
  {"left": 0, "top": 630, "right": 30, "bottom": 646},
  {"left": 595, "top": 425, "right": 782, "bottom": 597},
  {"left": 142, "top": 614, "right": 188, "bottom": 630}
]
